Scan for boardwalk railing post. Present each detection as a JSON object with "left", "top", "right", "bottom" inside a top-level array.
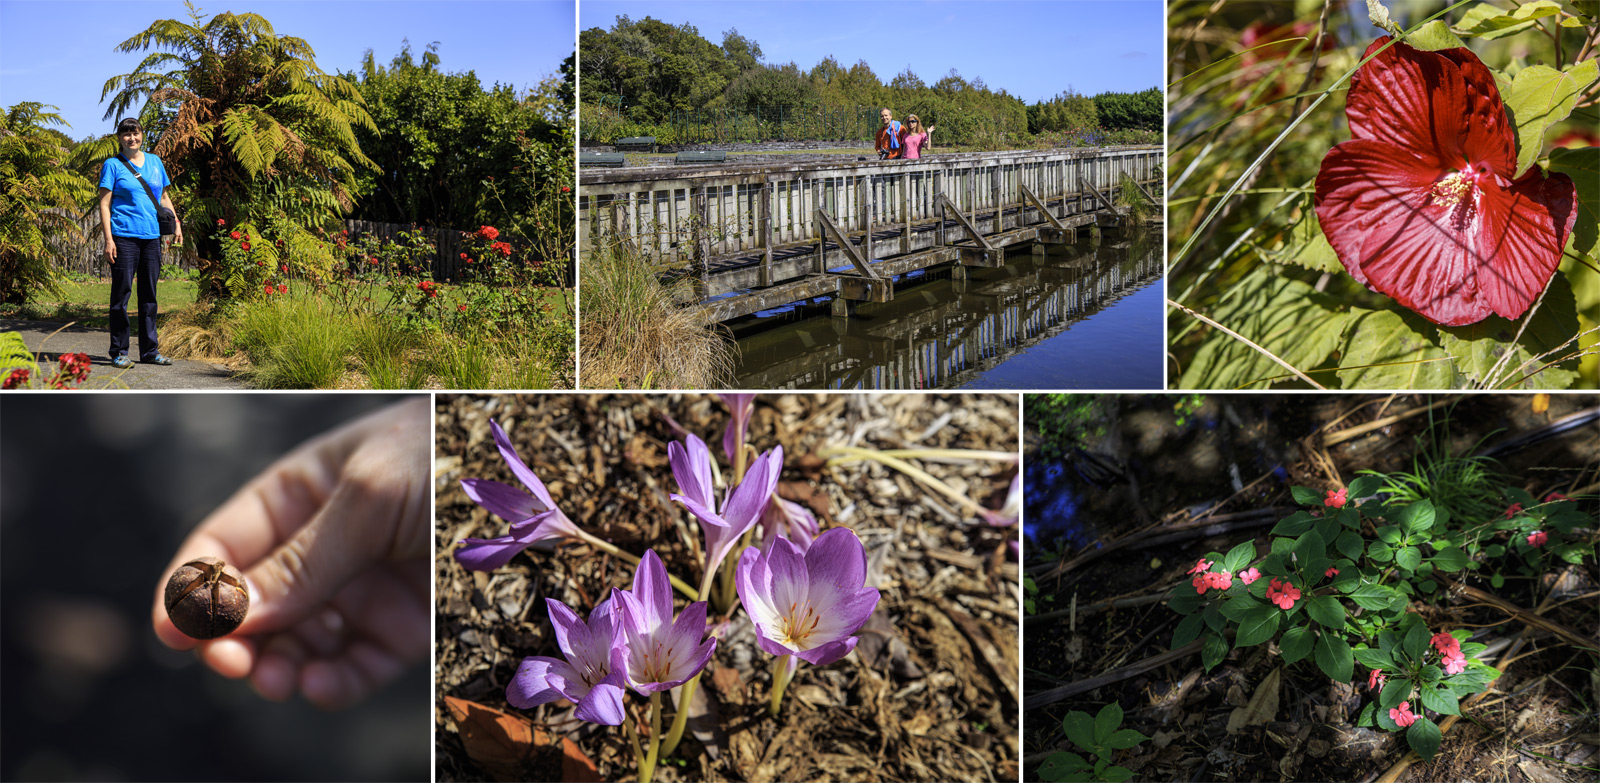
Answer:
[
  {"left": 694, "top": 185, "right": 711, "bottom": 298},
  {"left": 759, "top": 179, "right": 774, "bottom": 287}
]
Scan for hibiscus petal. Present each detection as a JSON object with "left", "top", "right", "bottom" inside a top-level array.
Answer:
[
  {"left": 1470, "top": 169, "right": 1576, "bottom": 321},
  {"left": 490, "top": 420, "right": 557, "bottom": 511},
  {"left": 1346, "top": 37, "right": 1513, "bottom": 174}
]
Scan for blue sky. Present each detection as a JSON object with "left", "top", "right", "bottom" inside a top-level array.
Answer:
[
  {"left": 0, "top": 0, "right": 575, "bottom": 139},
  {"left": 582, "top": 0, "right": 1164, "bottom": 103}
]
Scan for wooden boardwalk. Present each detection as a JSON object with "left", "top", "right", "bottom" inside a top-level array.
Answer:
[{"left": 579, "top": 145, "right": 1163, "bottom": 323}]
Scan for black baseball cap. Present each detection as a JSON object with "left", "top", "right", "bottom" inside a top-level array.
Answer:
[{"left": 115, "top": 118, "right": 143, "bottom": 134}]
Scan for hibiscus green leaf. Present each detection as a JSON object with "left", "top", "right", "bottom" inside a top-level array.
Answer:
[
  {"left": 1503, "top": 59, "right": 1600, "bottom": 177},
  {"left": 1236, "top": 603, "right": 1282, "bottom": 648},
  {"left": 1438, "top": 273, "right": 1582, "bottom": 389},
  {"left": 1380, "top": 676, "right": 1412, "bottom": 709},
  {"left": 1431, "top": 546, "right": 1469, "bottom": 571},
  {"left": 1315, "top": 631, "right": 1354, "bottom": 682},
  {"left": 1180, "top": 267, "right": 1349, "bottom": 389},
  {"left": 1173, "top": 612, "right": 1206, "bottom": 650},
  {"left": 1550, "top": 147, "right": 1598, "bottom": 264},
  {"left": 1202, "top": 631, "right": 1229, "bottom": 671},
  {"left": 1280, "top": 623, "right": 1315, "bottom": 664},
  {"left": 1062, "top": 711, "right": 1097, "bottom": 752},
  {"left": 1336, "top": 530, "right": 1366, "bottom": 561},
  {"left": 1265, "top": 203, "right": 1343, "bottom": 273},
  {"left": 1338, "top": 308, "right": 1459, "bottom": 389},
  {"left": 1452, "top": 1, "right": 1562, "bottom": 40},
  {"left": 1408, "top": 716, "right": 1443, "bottom": 761},
  {"left": 1420, "top": 683, "right": 1461, "bottom": 715},
  {"left": 1224, "top": 540, "right": 1257, "bottom": 574},
  {"left": 1306, "top": 595, "right": 1347, "bottom": 629},
  {"left": 1094, "top": 701, "right": 1122, "bottom": 745},
  {"left": 1403, "top": 19, "right": 1468, "bottom": 50},
  {"left": 1396, "top": 545, "right": 1422, "bottom": 572}
]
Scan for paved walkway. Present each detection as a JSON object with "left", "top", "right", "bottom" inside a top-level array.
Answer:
[{"left": 2, "top": 318, "right": 248, "bottom": 390}]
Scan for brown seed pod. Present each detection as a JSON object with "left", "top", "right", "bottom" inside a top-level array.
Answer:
[{"left": 164, "top": 556, "right": 249, "bottom": 640}]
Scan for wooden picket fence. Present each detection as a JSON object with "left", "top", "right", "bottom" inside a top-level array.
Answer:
[{"left": 45, "top": 213, "right": 572, "bottom": 285}]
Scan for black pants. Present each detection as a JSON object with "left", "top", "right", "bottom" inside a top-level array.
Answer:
[{"left": 109, "top": 235, "right": 161, "bottom": 360}]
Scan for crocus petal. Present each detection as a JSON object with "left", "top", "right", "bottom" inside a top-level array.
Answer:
[
  {"left": 805, "top": 528, "right": 869, "bottom": 597},
  {"left": 720, "top": 393, "right": 756, "bottom": 462},
  {"left": 724, "top": 446, "right": 783, "bottom": 532},
  {"left": 668, "top": 434, "right": 717, "bottom": 510},
  {"left": 454, "top": 510, "right": 564, "bottom": 571},
  {"left": 796, "top": 636, "right": 858, "bottom": 666},
  {"left": 573, "top": 671, "right": 627, "bottom": 726},
  {"left": 490, "top": 420, "right": 557, "bottom": 511},
  {"left": 460, "top": 478, "right": 540, "bottom": 522},
  {"left": 737, "top": 545, "right": 799, "bottom": 658},
  {"left": 631, "top": 550, "right": 674, "bottom": 633},
  {"left": 507, "top": 656, "right": 580, "bottom": 708},
  {"left": 760, "top": 495, "right": 819, "bottom": 552}
]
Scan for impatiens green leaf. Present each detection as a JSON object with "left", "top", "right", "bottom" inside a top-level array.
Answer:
[
  {"left": 1272, "top": 511, "right": 1318, "bottom": 537},
  {"left": 1337, "top": 309, "right": 1458, "bottom": 389},
  {"left": 1377, "top": 525, "right": 1403, "bottom": 544},
  {"left": 1403, "top": 622, "right": 1429, "bottom": 660},
  {"left": 1452, "top": 0, "right": 1562, "bottom": 40},
  {"left": 1381, "top": 677, "right": 1412, "bottom": 709},
  {"left": 1296, "top": 529, "right": 1325, "bottom": 560},
  {"left": 1291, "top": 485, "right": 1323, "bottom": 507},
  {"left": 1169, "top": 588, "right": 1202, "bottom": 615},
  {"left": 1204, "top": 601, "right": 1226, "bottom": 633},
  {"left": 1353, "top": 646, "right": 1395, "bottom": 671},
  {"left": 1430, "top": 546, "right": 1469, "bottom": 571},
  {"left": 1306, "top": 595, "right": 1346, "bottom": 629},
  {"left": 1550, "top": 147, "right": 1598, "bottom": 263},
  {"left": 1357, "top": 700, "right": 1377, "bottom": 727},
  {"left": 1348, "top": 474, "right": 1383, "bottom": 501},
  {"left": 1420, "top": 664, "right": 1443, "bottom": 683},
  {"left": 1202, "top": 631, "right": 1229, "bottom": 671},
  {"left": 1101, "top": 766, "right": 1135, "bottom": 783},
  {"left": 1062, "top": 712, "right": 1096, "bottom": 754},
  {"left": 1221, "top": 595, "right": 1260, "bottom": 623},
  {"left": 1224, "top": 540, "right": 1257, "bottom": 574},
  {"left": 1368, "top": 541, "right": 1395, "bottom": 563},
  {"left": 1315, "top": 631, "right": 1354, "bottom": 682},
  {"left": 1408, "top": 716, "right": 1443, "bottom": 761},
  {"left": 1419, "top": 683, "right": 1460, "bottom": 715},
  {"left": 1039, "top": 751, "right": 1090, "bottom": 779},
  {"left": 1279, "top": 623, "right": 1314, "bottom": 664},
  {"left": 1236, "top": 603, "right": 1282, "bottom": 648},
  {"left": 1106, "top": 729, "right": 1149, "bottom": 750},
  {"left": 1502, "top": 59, "right": 1600, "bottom": 177},
  {"left": 1173, "top": 613, "right": 1206, "bottom": 650},
  {"left": 1397, "top": 501, "right": 1435, "bottom": 535},
  {"left": 1347, "top": 583, "right": 1399, "bottom": 610},
  {"left": 1336, "top": 530, "right": 1366, "bottom": 561},
  {"left": 1094, "top": 701, "right": 1122, "bottom": 745},
  {"left": 1396, "top": 546, "right": 1422, "bottom": 572}
]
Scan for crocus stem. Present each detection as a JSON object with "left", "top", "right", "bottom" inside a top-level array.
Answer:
[
  {"left": 658, "top": 672, "right": 700, "bottom": 758},
  {"left": 638, "top": 691, "right": 663, "bottom": 783},
  {"left": 576, "top": 530, "right": 699, "bottom": 600},
  {"left": 819, "top": 446, "right": 991, "bottom": 518},
  {"left": 874, "top": 448, "right": 1019, "bottom": 463},
  {"left": 769, "top": 654, "right": 797, "bottom": 717}
]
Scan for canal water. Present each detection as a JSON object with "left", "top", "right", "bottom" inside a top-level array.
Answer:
[{"left": 729, "top": 228, "right": 1165, "bottom": 389}]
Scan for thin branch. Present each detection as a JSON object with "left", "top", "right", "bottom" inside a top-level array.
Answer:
[{"left": 1167, "top": 299, "right": 1327, "bottom": 389}]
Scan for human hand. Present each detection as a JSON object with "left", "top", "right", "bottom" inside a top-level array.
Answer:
[
  {"left": 151, "top": 397, "right": 431, "bottom": 709},
  {"left": 105, "top": 237, "right": 117, "bottom": 262}
]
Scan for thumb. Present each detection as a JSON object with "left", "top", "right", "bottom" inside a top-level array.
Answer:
[{"left": 237, "top": 465, "right": 409, "bottom": 634}]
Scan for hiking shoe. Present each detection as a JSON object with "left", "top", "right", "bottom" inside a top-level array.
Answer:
[
  {"left": 111, "top": 354, "right": 133, "bottom": 369},
  {"left": 142, "top": 354, "right": 173, "bottom": 366}
]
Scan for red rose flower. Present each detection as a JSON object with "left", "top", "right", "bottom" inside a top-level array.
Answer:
[
  {"left": 2, "top": 368, "right": 30, "bottom": 389},
  {"left": 458, "top": 304, "right": 468, "bottom": 312},
  {"left": 277, "top": 284, "right": 287, "bottom": 294},
  {"left": 230, "top": 231, "right": 241, "bottom": 239},
  {"left": 241, "top": 241, "right": 250, "bottom": 251},
  {"left": 1314, "top": 38, "right": 1577, "bottom": 326},
  {"left": 216, "top": 218, "right": 226, "bottom": 226},
  {"left": 562, "top": 185, "right": 571, "bottom": 193},
  {"left": 263, "top": 284, "right": 274, "bottom": 294},
  {"left": 477, "top": 225, "right": 500, "bottom": 240}
]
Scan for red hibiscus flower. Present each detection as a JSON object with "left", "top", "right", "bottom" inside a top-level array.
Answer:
[{"left": 1314, "top": 38, "right": 1577, "bottom": 326}]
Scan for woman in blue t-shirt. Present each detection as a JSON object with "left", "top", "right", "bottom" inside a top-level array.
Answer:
[{"left": 97, "top": 117, "right": 182, "bottom": 368}]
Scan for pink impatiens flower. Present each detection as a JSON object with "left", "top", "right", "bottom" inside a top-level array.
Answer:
[
  {"left": 1239, "top": 567, "right": 1261, "bottom": 585},
  {"left": 1543, "top": 492, "right": 1568, "bottom": 503},
  {"left": 1432, "top": 631, "right": 1467, "bottom": 675},
  {"left": 1266, "top": 578, "right": 1301, "bottom": 610},
  {"left": 455, "top": 420, "right": 581, "bottom": 570},
  {"left": 736, "top": 527, "right": 881, "bottom": 665},
  {"left": 1325, "top": 487, "right": 1348, "bottom": 508},
  {"left": 1325, "top": 567, "right": 1340, "bottom": 579},
  {"left": 1191, "top": 570, "right": 1233, "bottom": 595},
  {"left": 1187, "top": 558, "right": 1212, "bottom": 575},
  {"left": 1369, "top": 668, "right": 1386, "bottom": 691},
  {"left": 1527, "top": 530, "right": 1548, "bottom": 547},
  {"left": 1390, "top": 701, "right": 1417, "bottom": 728},
  {"left": 1505, "top": 503, "right": 1524, "bottom": 519}
]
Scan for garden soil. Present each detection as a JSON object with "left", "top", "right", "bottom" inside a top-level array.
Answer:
[
  {"left": 1024, "top": 394, "right": 1599, "bottom": 783},
  {"left": 435, "top": 393, "right": 1021, "bottom": 783},
  {"left": 3, "top": 318, "right": 244, "bottom": 389}
]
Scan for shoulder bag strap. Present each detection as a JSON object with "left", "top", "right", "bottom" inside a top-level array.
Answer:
[{"left": 115, "top": 154, "right": 162, "bottom": 211}]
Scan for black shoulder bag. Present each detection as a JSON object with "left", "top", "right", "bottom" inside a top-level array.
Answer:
[{"left": 114, "top": 154, "right": 177, "bottom": 236}]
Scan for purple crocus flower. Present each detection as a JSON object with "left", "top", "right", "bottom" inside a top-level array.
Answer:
[
  {"left": 720, "top": 393, "right": 756, "bottom": 462},
  {"left": 669, "top": 433, "right": 782, "bottom": 581},
  {"left": 735, "top": 527, "right": 880, "bottom": 665},
  {"left": 611, "top": 550, "right": 716, "bottom": 693},
  {"left": 506, "top": 597, "right": 626, "bottom": 725},
  {"left": 455, "top": 420, "right": 580, "bottom": 571},
  {"left": 758, "top": 494, "right": 819, "bottom": 553}
]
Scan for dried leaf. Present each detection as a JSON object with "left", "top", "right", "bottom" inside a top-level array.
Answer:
[
  {"left": 1532, "top": 393, "right": 1550, "bottom": 414},
  {"left": 1226, "top": 667, "right": 1281, "bottom": 733}
]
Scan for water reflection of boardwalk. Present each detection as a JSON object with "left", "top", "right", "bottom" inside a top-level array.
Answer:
[
  {"left": 734, "top": 237, "right": 1163, "bottom": 389},
  {"left": 579, "top": 146, "right": 1163, "bottom": 322}
]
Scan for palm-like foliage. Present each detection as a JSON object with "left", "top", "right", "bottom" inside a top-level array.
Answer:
[
  {"left": 0, "top": 103, "right": 97, "bottom": 304},
  {"left": 100, "top": 1, "right": 377, "bottom": 297}
]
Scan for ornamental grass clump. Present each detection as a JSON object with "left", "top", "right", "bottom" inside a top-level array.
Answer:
[{"left": 1168, "top": 474, "right": 1595, "bottom": 761}]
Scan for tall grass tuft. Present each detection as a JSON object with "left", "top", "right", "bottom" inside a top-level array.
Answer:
[
  {"left": 579, "top": 238, "right": 733, "bottom": 388},
  {"left": 1117, "top": 175, "right": 1153, "bottom": 226},
  {"left": 231, "top": 293, "right": 351, "bottom": 388},
  {"left": 351, "top": 315, "right": 424, "bottom": 389}
]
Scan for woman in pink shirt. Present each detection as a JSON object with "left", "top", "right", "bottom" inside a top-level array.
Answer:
[{"left": 901, "top": 115, "right": 935, "bottom": 159}]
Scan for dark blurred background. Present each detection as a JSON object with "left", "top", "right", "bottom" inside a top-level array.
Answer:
[{"left": 1, "top": 394, "right": 431, "bottom": 783}]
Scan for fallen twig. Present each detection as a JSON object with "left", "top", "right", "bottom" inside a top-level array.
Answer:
[{"left": 1024, "top": 638, "right": 1207, "bottom": 711}]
